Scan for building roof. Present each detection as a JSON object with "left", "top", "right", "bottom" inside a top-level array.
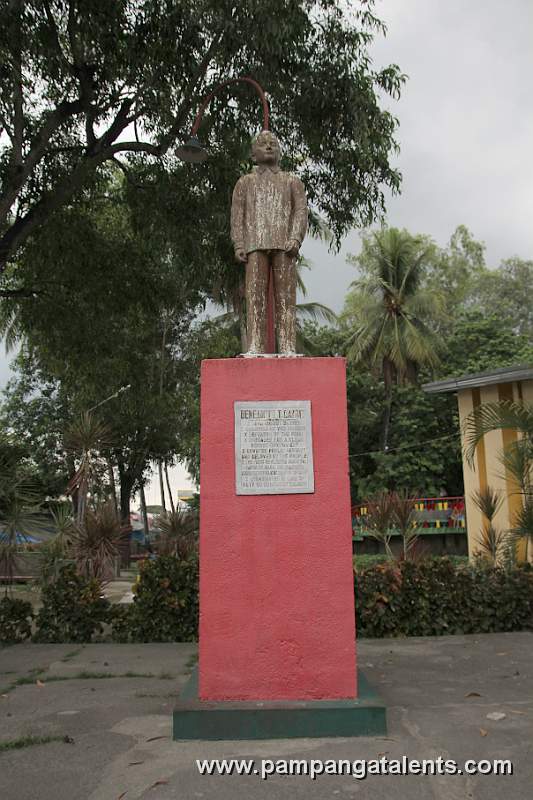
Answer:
[{"left": 422, "top": 364, "right": 533, "bottom": 394}]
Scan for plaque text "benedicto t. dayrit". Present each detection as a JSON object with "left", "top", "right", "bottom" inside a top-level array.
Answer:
[{"left": 234, "top": 400, "right": 314, "bottom": 495}]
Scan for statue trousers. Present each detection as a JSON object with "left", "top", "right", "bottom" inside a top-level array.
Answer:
[{"left": 245, "top": 249, "right": 296, "bottom": 354}]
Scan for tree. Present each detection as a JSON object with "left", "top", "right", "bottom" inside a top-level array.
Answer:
[
  {"left": 468, "top": 257, "right": 533, "bottom": 340},
  {"left": 342, "top": 227, "right": 444, "bottom": 450},
  {"left": 0, "top": 0, "right": 405, "bottom": 280},
  {"left": 0, "top": 174, "right": 206, "bottom": 521},
  {"left": 442, "top": 310, "right": 533, "bottom": 377},
  {"left": 172, "top": 318, "right": 241, "bottom": 483},
  {"left": 422, "top": 224, "right": 486, "bottom": 316},
  {"left": 299, "top": 321, "right": 463, "bottom": 500}
]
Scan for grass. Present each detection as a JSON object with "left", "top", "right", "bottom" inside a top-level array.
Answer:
[
  {"left": 0, "top": 734, "right": 71, "bottom": 752},
  {"left": 62, "top": 648, "right": 83, "bottom": 662},
  {"left": 1, "top": 669, "right": 176, "bottom": 694}
]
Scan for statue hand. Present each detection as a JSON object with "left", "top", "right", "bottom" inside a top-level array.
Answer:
[
  {"left": 235, "top": 248, "right": 247, "bottom": 264},
  {"left": 285, "top": 239, "right": 300, "bottom": 257}
]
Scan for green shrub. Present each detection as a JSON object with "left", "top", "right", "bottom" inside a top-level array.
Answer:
[
  {"left": 33, "top": 564, "right": 111, "bottom": 643},
  {"left": 0, "top": 596, "right": 34, "bottom": 643},
  {"left": 111, "top": 555, "right": 198, "bottom": 642},
  {"left": 355, "top": 557, "right": 533, "bottom": 637}
]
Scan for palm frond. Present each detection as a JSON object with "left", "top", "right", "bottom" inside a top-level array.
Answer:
[
  {"left": 296, "top": 302, "right": 338, "bottom": 325},
  {"left": 471, "top": 486, "right": 503, "bottom": 521},
  {"left": 463, "top": 401, "right": 533, "bottom": 466}
]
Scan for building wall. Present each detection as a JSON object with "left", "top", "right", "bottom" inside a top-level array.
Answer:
[{"left": 458, "top": 379, "right": 532, "bottom": 560}]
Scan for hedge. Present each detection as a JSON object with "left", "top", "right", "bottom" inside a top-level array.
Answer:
[
  {"left": 355, "top": 558, "right": 533, "bottom": 638},
  {"left": 2, "top": 556, "right": 532, "bottom": 644}
]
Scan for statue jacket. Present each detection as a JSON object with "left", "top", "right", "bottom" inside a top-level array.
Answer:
[{"left": 231, "top": 165, "right": 307, "bottom": 255}]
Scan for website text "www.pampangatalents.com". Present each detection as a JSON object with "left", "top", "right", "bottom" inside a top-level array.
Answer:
[{"left": 196, "top": 755, "right": 513, "bottom": 781}]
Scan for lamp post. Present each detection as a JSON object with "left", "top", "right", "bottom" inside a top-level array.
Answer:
[
  {"left": 176, "top": 76, "right": 270, "bottom": 163},
  {"left": 177, "top": 76, "right": 276, "bottom": 353}
]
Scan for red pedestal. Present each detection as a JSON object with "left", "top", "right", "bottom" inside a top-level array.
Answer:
[{"left": 199, "top": 357, "right": 357, "bottom": 701}]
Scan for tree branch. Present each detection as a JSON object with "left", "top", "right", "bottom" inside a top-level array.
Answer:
[
  {"left": 0, "top": 98, "right": 85, "bottom": 225},
  {"left": 0, "top": 27, "right": 223, "bottom": 269},
  {"left": 11, "top": 3, "right": 24, "bottom": 167},
  {"left": 0, "top": 149, "right": 108, "bottom": 272},
  {"left": 0, "top": 111, "right": 13, "bottom": 141},
  {"left": 109, "top": 31, "right": 223, "bottom": 159},
  {"left": 0, "top": 287, "right": 41, "bottom": 298},
  {"left": 43, "top": 0, "right": 73, "bottom": 73}
]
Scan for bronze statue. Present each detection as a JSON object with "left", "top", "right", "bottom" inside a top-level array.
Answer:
[{"left": 231, "top": 131, "right": 307, "bottom": 355}]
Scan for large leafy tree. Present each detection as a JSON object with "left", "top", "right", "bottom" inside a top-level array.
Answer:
[
  {"left": 342, "top": 227, "right": 444, "bottom": 450},
  {"left": 0, "top": 174, "right": 204, "bottom": 520},
  {"left": 0, "top": 0, "right": 404, "bottom": 283},
  {"left": 422, "top": 224, "right": 486, "bottom": 317},
  {"left": 468, "top": 257, "right": 533, "bottom": 340},
  {"left": 442, "top": 310, "right": 533, "bottom": 377}
]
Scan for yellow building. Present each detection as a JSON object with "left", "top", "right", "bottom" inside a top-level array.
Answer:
[{"left": 423, "top": 365, "right": 533, "bottom": 560}]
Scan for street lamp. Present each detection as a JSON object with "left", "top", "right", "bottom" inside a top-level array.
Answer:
[
  {"left": 87, "top": 383, "right": 131, "bottom": 414},
  {"left": 176, "top": 77, "right": 270, "bottom": 162}
]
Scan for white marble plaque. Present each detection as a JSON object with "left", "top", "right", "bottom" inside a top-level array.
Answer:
[{"left": 234, "top": 400, "right": 314, "bottom": 495}]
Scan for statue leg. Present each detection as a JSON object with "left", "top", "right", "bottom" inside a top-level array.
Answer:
[
  {"left": 245, "top": 250, "right": 270, "bottom": 353},
  {"left": 272, "top": 250, "right": 297, "bottom": 354}
]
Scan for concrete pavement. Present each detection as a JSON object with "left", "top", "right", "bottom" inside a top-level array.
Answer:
[{"left": 0, "top": 633, "right": 532, "bottom": 799}]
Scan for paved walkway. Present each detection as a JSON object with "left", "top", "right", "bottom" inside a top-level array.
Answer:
[{"left": 0, "top": 633, "right": 532, "bottom": 799}]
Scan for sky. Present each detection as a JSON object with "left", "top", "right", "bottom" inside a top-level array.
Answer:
[
  {"left": 300, "top": 0, "right": 533, "bottom": 311},
  {"left": 1, "top": 0, "right": 533, "bottom": 490}
]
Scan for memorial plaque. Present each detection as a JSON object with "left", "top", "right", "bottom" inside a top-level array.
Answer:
[{"left": 234, "top": 400, "right": 314, "bottom": 495}]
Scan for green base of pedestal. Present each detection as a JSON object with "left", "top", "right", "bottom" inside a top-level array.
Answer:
[{"left": 172, "top": 669, "right": 387, "bottom": 740}]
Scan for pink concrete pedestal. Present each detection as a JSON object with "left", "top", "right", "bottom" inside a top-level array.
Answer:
[{"left": 199, "top": 357, "right": 357, "bottom": 701}]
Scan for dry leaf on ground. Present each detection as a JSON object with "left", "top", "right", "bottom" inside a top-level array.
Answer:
[{"left": 486, "top": 712, "right": 506, "bottom": 721}]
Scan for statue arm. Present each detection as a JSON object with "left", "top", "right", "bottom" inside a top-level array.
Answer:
[
  {"left": 230, "top": 178, "right": 246, "bottom": 253},
  {"left": 289, "top": 177, "right": 308, "bottom": 246}
]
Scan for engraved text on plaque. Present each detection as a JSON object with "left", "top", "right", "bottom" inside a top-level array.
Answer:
[{"left": 234, "top": 400, "right": 314, "bottom": 495}]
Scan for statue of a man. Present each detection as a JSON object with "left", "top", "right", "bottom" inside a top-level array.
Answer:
[{"left": 230, "top": 131, "right": 307, "bottom": 355}]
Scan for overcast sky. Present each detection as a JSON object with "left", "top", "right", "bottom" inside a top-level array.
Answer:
[
  {"left": 1, "top": 0, "right": 532, "bottom": 389},
  {"left": 302, "top": 0, "right": 533, "bottom": 310}
]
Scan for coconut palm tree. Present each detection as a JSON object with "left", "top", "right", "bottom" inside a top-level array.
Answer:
[
  {"left": 463, "top": 399, "right": 533, "bottom": 559},
  {"left": 342, "top": 228, "right": 444, "bottom": 450}
]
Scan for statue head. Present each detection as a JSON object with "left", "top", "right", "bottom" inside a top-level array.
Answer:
[{"left": 251, "top": 130, "right": 281, "bottom": 166}]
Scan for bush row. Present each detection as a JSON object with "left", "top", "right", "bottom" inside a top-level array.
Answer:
[
  {"left": 355, "top": 558, "right": 533, "bottom": 637},
  {"left": 2, "top": 557, "right": 533, "bottom": 644},
  {"left": 0, "top": 556, "right": 198, "bottom": 644}
]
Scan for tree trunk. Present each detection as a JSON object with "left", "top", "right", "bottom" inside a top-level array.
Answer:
[
  {"left": 158, "top": 460, "right": 167, "bottom": 512},
  {"left": 164, "top": 462, "right": 176, "bottom": 514},
  {"left": 139, "top": 484, "right": 150, "bottom": 540},
  {"left": 381, "top": 358, "right": 395, "bottom": 452},
  {"left": 107, "top": 459, "right": 118, "bottom": 515},
  {"left": 381, "top": 391, "right": 392, "bottom": 453},
  {"left": 118, "top": 472, "right": 133, "bottom": 524}
]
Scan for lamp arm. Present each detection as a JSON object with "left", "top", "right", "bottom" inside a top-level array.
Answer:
[{"left": 190, "top": 77, "right": 269, "bottom": 136}]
